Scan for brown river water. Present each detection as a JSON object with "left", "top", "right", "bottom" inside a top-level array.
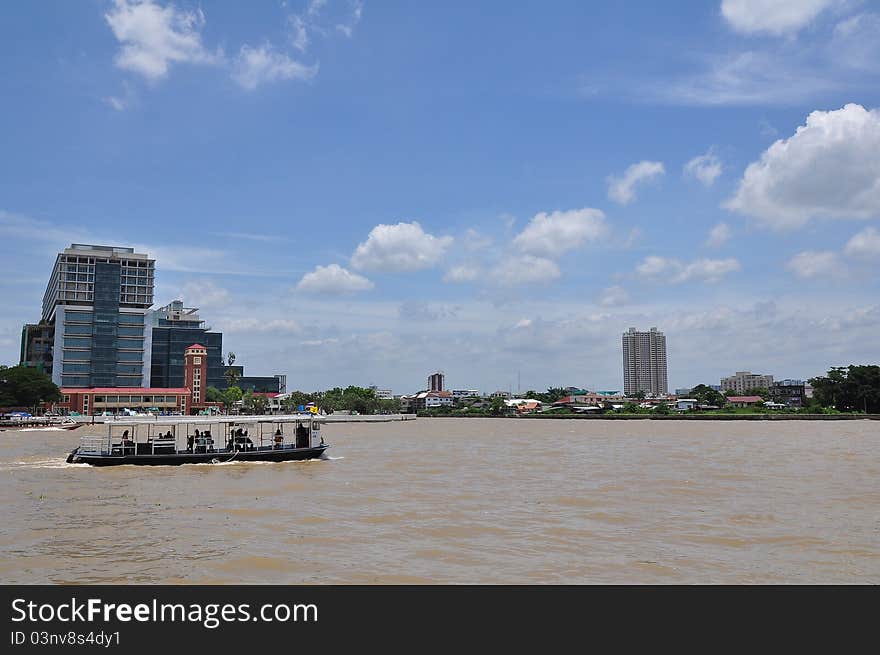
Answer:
[{"left": 1, "top": 418, "right": 878, "bottom": 584}]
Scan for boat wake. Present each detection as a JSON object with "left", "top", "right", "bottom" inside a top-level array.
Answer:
[
  {"left": 0, "top": 458, "right": 89, "bottom": 471},
  {"left": 3, "top": 427, "right": 72, "bottom": 433}
]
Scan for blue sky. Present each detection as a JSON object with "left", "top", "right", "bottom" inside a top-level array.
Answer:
[{"left": 2, "top": 0, "right": 880, "bottom": 394}]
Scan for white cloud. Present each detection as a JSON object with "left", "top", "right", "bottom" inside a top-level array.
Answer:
[
  {"left": 720, "top": 0, "right": 839, "bottom": 36},
  {"left": 443, "top": 264, "right": 481, "bottom": 283},
  {"left": 179, "top": 278, "right": 230, "bottom": 308},
  {"left": 289, "top": 15, "right": 310, "bottom": 52},
  {"left": 844, "top": 226, "right": 880, "bottom": 258},
  {"left": 232, "top": 44, "right": 318, "bottom": 90},
  {"left": 296, "top": 264, "right": 374, "bottom": 294},
  {"left": 336, "top": 0, "right": 363, "bottom": 37},
  {"left": 636, "top": 256, "right": 741, "bottom": 283},
  {"left": 607, "top": 161, "right": 665, "bottom": 205},
  {"left": 598, "top": 285, "right": 630, "bottom": 307},
  {"left": 104, "top": 0, "right": 220, "bottom": 81},
  {"left": 104, "top": 96, "right": 127, "bottom": 111},
  {"left": 830, "top": 13, "right": 880, "bottom": 71},
  {"left": 398, "top": 300, "right": 458, "bottom": 322},
  {"left": 219, "top": 318, "right": 301, "bottom": 333},
  {"left": 726, "top": 104, "right": 880, "bottom": 229},
  {"left": 490, "top": 255, "right": 560, "bottom": 286},
  {"left": 705, "top": 222, "right": 733, "bottom": 248},
  {"left": 462, "top": 228, "right": 493, "bottom": 251},
  {"left": 684, "top": 150, "right": 723, "bottom": 186},
  {"left": 512, "top": 208, "right": 607, "bottom": 258},
  {"left": 351, "top": 222, "right": 453, "bottom": 272},
  {"left": 650, "top": 51, "right": 836, "bottom": 107},
  {"left": 786, "top": 250, "right": 841, "bottom": 278}
]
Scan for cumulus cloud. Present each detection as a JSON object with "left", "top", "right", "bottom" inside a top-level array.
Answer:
[
  {"left": 705, "top": 222, "right": 733, "bottom": 248},
  {"left": 512, "top": 208, "right": 607, "bottom": 258},
  {"left": 725, "top": 104, "right": 880, "bottom": 229},
  {"left": 684, "top": 150, "right": 723, "bottom": 186},
  {"left": 598, "top": 285, "right": 630, "bottom": 307},
  {"left": 296, "top": 264, "right": 374, "bottom": 294},
  {"left": 179, "top": 278, "right": 230, "bottom": 308},
  {"left": 636, "top": 256, "right": 741, "bottom": 283},
  {"left": 351, "top": 222, "right": 453, "bottom": 272},
  {"left": 844, "top": 226, "right": 880, "bottom": 258},
  {"left": 490, "top": 255, "right": 560, "bottom": 286},
  {"left": 104, "top": 0, "right": 220, "bottom": 81},
  {"left": 720, "top": 0, "right": 839, "bottom": 36},
  {"left": 443, "top": 264, "right": 481, "bottom": 283},
  {"left": 232, "top": 44, "right": 318, "bottom": 90},
  {"left": 786, "top": 250, "right": 841, "bottom": 278},
  {"left": 607, "top": 161, "right": 665, "bottom": 205}
]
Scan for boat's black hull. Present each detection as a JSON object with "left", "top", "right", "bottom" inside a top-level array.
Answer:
[{"left": 67, "top": 445, "right": 329, "bottom": 466}]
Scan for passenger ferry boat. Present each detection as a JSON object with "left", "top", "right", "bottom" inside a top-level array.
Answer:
[{"left": 66, "top": 414, "right": 329, "bottom": 466}]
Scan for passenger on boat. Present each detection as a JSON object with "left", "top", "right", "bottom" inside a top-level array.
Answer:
[
  {"left": 274, "top": 427, "right": 283, "bottom": 448},
  {"left": 296, "top": 423, "right": 309, "bottom": 448},
  {"left": 188, "top": 431, "right": 197, "bottom": 453},
  {"left": 121, "top": 429, "right": 134, "bottom": 454}
]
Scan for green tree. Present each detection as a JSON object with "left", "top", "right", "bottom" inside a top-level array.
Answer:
[
  {"left": 810, "top": 365, "right": 880, "bottom": 413},
  {"left": 489, "top": 396, "right": 506, "bottom": 416},
  {"left": 205, "top": 386, "right": 224, "bottom": 403},
  {"left": 242, "top": 391, "right": 269, "bottom": 415},
  {"left": 224, "top": 367, "right": 241, "bottom": 388},
  {"left": 688, "top": 384, "right": 727, "bottom": 407},
  {"left": 222, "top": 386, "right": 243, "bottom": 413},
  {"left": 0, "top": 365, "right": 62, "bottom": 411}
]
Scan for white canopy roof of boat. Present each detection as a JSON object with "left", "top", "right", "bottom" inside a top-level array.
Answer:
[{"left": 108, "top": 413, "right": 324, "bottom": 425}]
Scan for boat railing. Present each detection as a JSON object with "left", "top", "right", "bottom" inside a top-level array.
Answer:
[{"left": 79, "top": 435, "right": 110, "bottom": 455}]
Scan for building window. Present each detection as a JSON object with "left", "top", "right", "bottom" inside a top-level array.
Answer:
[{"left": 194, "top": 356, "right": 202, "bottom": 365}]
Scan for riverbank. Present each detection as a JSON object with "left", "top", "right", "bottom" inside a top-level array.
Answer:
[
  {"left": 416, "top": 412, "right": 880, "bottom": 420},
  {"left": 520, "top": 413, "right": 880, "bottom": 420}
]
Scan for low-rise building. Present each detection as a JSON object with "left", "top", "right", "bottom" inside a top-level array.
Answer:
[
  {"left": 451, "top": 389, "right": 480, "bottom": 402},
  {"left": 721, "top": 371, "right": 774, "bottom": 394},
  {"left": 768, "top": 380, "right": 806, "bottom": 408},
  {"left": 726, "top": 395, "right": 764, "bottom": 408}
]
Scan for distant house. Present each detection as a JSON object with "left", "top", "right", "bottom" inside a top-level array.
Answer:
[
  {"left": 675, "top": 398, "right": 698, "bottom": 411},
  {"left": 726, "top": 395, "right": 764, "bottom": 408},
  {"left": 504, "top": 399, "right": 542, "bottom": 414}
]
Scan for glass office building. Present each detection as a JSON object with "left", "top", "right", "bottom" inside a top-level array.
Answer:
[
  {"left": 38, "top": 244, "right": 155, "bottom": 388},
  {"left": 150, "top": 301, "right": 226, "bottom": 389}
]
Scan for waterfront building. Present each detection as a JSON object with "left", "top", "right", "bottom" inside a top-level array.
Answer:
[
  {"left": 768, "top": 380, "right": 806, "bottom": 408},
  {"left": 369, "top": 386, "right": 394, "bottom": 400},
  {"left": 726, "top": 395, "right": 764, "bottom": 408},
  {"left": 20, "top": 322, "right": 54, "bottom": 371},
  {"left": 622, "top": 327, "right": 668, "bottom": 396},
  {"left": 721, "top": 371, "right": 774, "bottom": 394},
  {"left": 451, "top": 389, "right": 480, "bottom": 402},
  {"left": 150, "top": 300, "right": 225, "bottom": 390},
  {"left": 222, "top": 364, "right": 286, "bottom": 393},
  {"left": 53, "top": 341, "right": 222, "bottom": 415},
  {"left": 29, "top": 244, "right": 155, "bottom": 388},
  {"left": 428, "top": 371, "right": 445, "bottom": 392},
  {"left": 412, "top": 390, "right": 453, "bottom": 410}
]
